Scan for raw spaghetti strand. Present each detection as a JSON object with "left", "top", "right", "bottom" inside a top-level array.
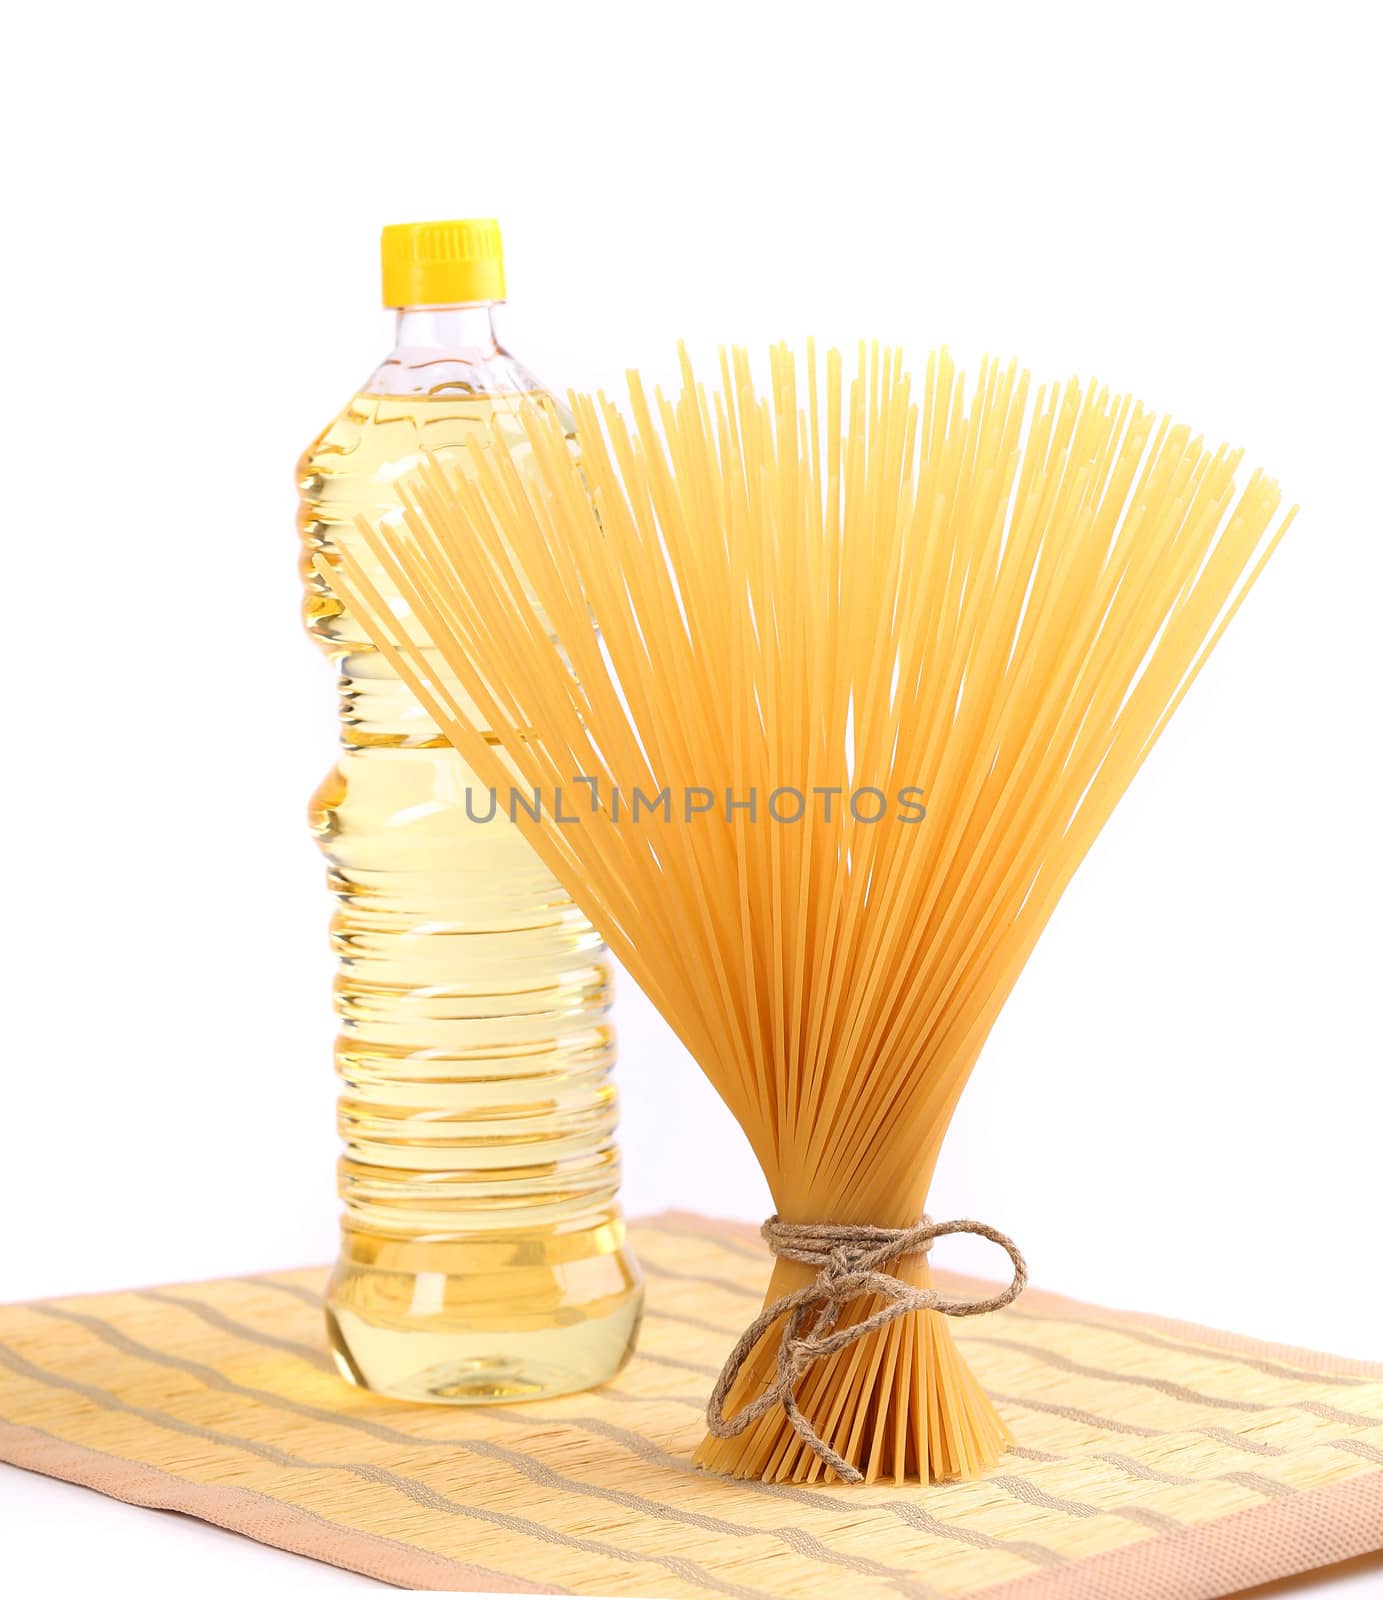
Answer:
[{"left": 320, "top": 343, "right": 1292, "bottom": 1483}]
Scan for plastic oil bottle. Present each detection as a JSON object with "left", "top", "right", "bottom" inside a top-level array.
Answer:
[{"left": 298, "top": 219, "right": 642, "bottom": 1402}]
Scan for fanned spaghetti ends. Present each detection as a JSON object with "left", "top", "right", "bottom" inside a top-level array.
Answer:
[{"left": 321, "top": 345, "right": 1292, "bottom": 1484}]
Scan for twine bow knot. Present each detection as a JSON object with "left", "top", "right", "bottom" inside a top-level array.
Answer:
[{"left": 705, "top": 1215, "right": 1027, "bottom": 1482}]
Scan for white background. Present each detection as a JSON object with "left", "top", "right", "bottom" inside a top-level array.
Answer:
[{"left": 2, "top": 2, "right": 1380, "bottom": 1594}]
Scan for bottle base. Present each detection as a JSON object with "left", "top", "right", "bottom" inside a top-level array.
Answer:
[
  {"left": 325, "top": 1294, "right": 643, "bottom": 1404},
  {"left": 324, "top": 1226, "right": 644, "bottom": 1404}
]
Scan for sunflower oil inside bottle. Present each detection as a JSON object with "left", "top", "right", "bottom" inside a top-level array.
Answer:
[{"left": 299, "top": 221, "right": 642, "bottom": 1402}]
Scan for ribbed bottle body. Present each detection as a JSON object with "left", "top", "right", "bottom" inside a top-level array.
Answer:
[{"left": 301, "top": 389, "right": 641, "bottom": 1402}]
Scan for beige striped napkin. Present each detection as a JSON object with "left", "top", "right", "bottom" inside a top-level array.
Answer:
[{"left": 2, "top": 1212, "right": 1380, "bottom": 1597}]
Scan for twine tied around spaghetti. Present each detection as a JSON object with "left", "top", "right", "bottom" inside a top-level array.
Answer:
[{"left": 705, "top": 1215, "right": 1028, "bottom": 1483}]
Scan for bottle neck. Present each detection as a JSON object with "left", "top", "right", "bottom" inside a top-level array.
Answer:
[
  {"left": 393, "top": 302, "right": 501, "bottom": 356},
  {"left": 365, "top": 299, "right": 543, "bottom": 400}
]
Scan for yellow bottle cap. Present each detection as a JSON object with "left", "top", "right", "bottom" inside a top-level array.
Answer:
[{"left": 380, "top": 218, "right": 506, "bottom": 308}]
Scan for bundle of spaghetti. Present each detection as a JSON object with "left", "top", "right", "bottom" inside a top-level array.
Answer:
[{"left": 322, "top": 343, "right": 1292, "bottom": 1484}]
